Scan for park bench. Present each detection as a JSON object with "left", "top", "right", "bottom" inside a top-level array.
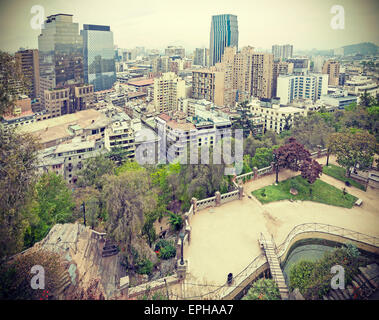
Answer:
[{"left": 355, "top": 199, "right": 363, "bottom": 206}]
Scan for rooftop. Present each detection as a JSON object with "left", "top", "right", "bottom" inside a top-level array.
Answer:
[{"left": 18, "top": 109, "right": 106, "bottom": 144}]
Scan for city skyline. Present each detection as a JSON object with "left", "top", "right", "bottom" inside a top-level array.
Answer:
[{"left": 0, "top": 0, "right": 378, "bottom": 54}]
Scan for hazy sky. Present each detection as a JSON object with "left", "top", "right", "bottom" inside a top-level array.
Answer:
[{"left": 0, "top": 0, "right": 378, "bottom": 53}]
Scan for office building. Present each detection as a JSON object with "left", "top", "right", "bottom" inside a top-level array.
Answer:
[
  {"left": 82, "top": 24, "right": 116, "bottom": 91},
  {"left": 209, "top": 14, "right": 238, "bottom": 66},
  {"left": 38, "top": 14, "right": 84, "bottom": 103}
]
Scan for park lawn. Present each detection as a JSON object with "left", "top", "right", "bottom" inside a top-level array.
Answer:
[
  {"left": 322, "top": 164, "right": 366, "bottom": 191},
  {"left": 252, "top": 175, "right": 358, "bottom": 208}
]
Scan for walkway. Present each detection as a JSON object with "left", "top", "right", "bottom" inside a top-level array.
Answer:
[
  {"left": 259, "top": 233, "right": 289, "bottom": 300},
  {"left": 182, "top": 154, "right": 379, "bottom": 299}
]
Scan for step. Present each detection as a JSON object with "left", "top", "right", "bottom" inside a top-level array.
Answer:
[
  {"left": 329, "top": 290, "right": 341, "bottom": 300},
  {"left": 356, "top": 273, "right": 374, "bottom": 293},
  {"left": 359, "top": 267, "right": 379, "bottom": 289},
  {"left": 339, "top": 289, "right": 351, "bottom": 300},
  {"left": 333, "top": 289, "right": 345, "bottom": 300}
]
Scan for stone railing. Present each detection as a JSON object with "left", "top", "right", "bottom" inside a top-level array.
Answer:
[
  {"left": 220, "top": 190, "right": 240, "bottom": 204},
  {"left": 118, "top": 274, "right": 181, "bottom": 299},
  {"left": 275, "top": 223, "right": 379, "bottom": 261},
  {"left": 196, "top": 196, "right": 217, "bottom": 210},
  {"left": 257, "top": 165, "right": 273, "bottom": 176}
]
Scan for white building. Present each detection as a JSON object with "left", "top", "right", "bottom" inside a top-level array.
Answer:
[
  {"left": 248, "top": 98, "right": 307, "bottom": 134},
  {"left": 277, "top": 73, "right": 328, "bottom": 105}
]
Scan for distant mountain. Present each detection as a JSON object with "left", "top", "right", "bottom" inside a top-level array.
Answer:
[{"left": 341, "top": 42, "right": 378, "bottom": 56}]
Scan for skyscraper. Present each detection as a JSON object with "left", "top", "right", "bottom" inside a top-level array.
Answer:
[
  {"left": 209, "top": 14, "right": 238, "bottom": 66},
  {"left": 81, "top": 24, "right": 116, "bottom": 91},
  {"left": 38, "top": 14, "right": 84, "bottom": 107},
  {"left": 38, "top": 14, "right": 83, "bottom": 89}
]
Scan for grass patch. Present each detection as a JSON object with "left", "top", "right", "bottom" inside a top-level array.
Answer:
[
  {"left": 252, "top": 175, "right": 358, "bottom": 208},
  {"left": 322, "top": 164, "right": 366, "bottom": 191}
]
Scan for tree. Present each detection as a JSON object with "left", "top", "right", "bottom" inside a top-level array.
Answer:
[
  {"left": 105, "top": 147, "right": 132, "bottom": 166},
  {"left": 27, "top": 173, "right": 75, "bottom": 245},
  {"left": 251, "top": 147, "right": 274, "bottom": 169},
  {"left": 273, "top": 137, "right": 311, "bottom": 182},
  {"left": 300, "top": 159, "right": 323, "bottom": 184},
  {"left": 243, "top": 278, "right": 280, "bottom": 300},
  {"left": 359, "top": 90, "right": 374, "bottom": 108},
  {"left": 328, "top": 130, "right": 378, "bottom": 177},
  {"left": 0, "top": 126, "right": 40, "bottom": 259},
  {"left": 292, "top": 113, "right": 335, "bottom": 151},
  {"left": 76, "top": 154, "right": 115, "bottom": 190},
  {"left": 103, "top": 169, "right": 158, "bottom": 270}
]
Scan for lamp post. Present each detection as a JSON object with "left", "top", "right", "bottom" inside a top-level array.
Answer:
[
  {"left": 179, "top": 231, "right": 185, "bottom": 265},
  {"left": 80, "top": 201, "right": 86, "bottom": 227},
  {"left": 273, "top": 152, "right": 279, "bottom": 184}
]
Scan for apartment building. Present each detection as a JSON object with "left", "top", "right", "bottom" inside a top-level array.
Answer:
[
  {"left": 192, "top": 69, "right": 225, "bottom": 106},
  {"left": 272, "top": 44, "right": 293, "bottom": 60},
  {"left": 322, "top": 60, "right": 340, "bottom": 86},
  {"left": 15, "top": 49, "right": 40, "bottom": 99},
  {"left": 104, "top": 116, "right": 142, "bottom": 159},
  {"left": 250, "top": 52, "right": 274, "bottom": 100},
  {"left": 277, "top": 73, "right": 328, "bottom": 105},
  {"left": 154, "top": 72, "right": 186, "bottom": 113}
]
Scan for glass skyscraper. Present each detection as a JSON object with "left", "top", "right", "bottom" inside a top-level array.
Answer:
[
  {"left": 81, "top": 24, "right": 116, "bottom": 92},
  {"left": 38, "top": 14, "right": 84, "bottom": 89},
  {"left": 209, "top": 14, "right": 238, "bottom": 66}
]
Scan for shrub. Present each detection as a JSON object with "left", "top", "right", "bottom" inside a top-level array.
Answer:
[
  {"left": 154, "top": 239, "right": 176, "bottom": 260},
  {"left": 289, "top": 260, "right": 315, "bottom": 294},
  {"left": 243, "top": 278, "right": 280, "bottom": 300},
  {"left": 169, "top": 212, "right": 183, "bottom": 231},
  {"left": 135, "top": 258, "right": 153, "bottom": 275}
]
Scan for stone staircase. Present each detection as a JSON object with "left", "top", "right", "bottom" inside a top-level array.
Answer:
[
  {"left": 102, "top": 240, "right": 119, "bottom": 258},
  {"left": 323, "top": 263, "right": 379, "bottom": 300},
  {"left": 259, "top": 233, "right": 289, "bottom": 300}
]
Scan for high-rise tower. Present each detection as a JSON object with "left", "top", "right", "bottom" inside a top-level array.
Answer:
[
  {"left": 209, "top": 14, "right": 238, "bottom": 66},
  {"left": 81, "top": 24, "right": 116, "bottom": 91}
]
